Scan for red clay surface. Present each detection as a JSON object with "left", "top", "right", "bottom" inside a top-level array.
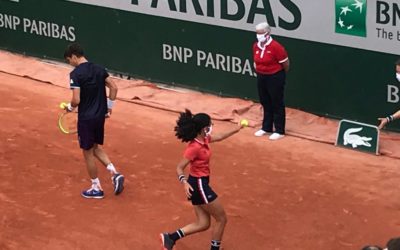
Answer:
[{"left": 1, "top": 71, "right": 400, "bottom": 250}]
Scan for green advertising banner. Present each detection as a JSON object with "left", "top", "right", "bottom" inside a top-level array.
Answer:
[
  {"left": 335, "top": 119, "right": 379, "bottom": 155},
  {"left": 0, "top": 0, "right": 400, "bottom": 131}
]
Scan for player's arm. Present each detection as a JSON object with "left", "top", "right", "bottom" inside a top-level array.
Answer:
[
  {"left": 70, "top": 88, "right": 80, "bottom": 108},
  {"left": 176, "top": 158, "right": 193, "bottom": 198},
  {"left": 378, "top": 109, "right": 400, "bottom": 129},
  {"left": 105, "top": 76, "right": 118, "bottom": 100},
  {"left": 66, "top": 73, "right": 80, "bottom": 111},
  {"left": 210, "top": 125, "right": 242, "bottom": 143},
  {"left": 105, "top": 76, "right": 118, "bottom": 115}
]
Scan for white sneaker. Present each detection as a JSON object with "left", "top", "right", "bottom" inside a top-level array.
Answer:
[
  {"left": 269, "top": 133, "right": 284, "bottom": 140},
  {"left": 254, "top": 129, "right": 267, "bottom": 137}
]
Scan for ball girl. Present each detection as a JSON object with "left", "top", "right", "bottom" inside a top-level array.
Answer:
[{"left": 160, "top": 109, "right": 243, "bottom": 250}]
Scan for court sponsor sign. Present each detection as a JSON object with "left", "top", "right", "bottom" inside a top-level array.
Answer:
[{"left": 335, "top": 119, "right": 379, "bottom": 155}]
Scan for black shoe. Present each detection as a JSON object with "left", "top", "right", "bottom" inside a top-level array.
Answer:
[
  {"left": 160, "top": 233, "right": 175, "bottom": 250},
  {"left": 112, "top": 173, "right": 124, "bottom": 195}
]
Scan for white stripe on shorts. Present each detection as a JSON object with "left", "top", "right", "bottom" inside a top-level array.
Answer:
[{"left": 197, "top": 178, "right": 208, "bottom": 204}]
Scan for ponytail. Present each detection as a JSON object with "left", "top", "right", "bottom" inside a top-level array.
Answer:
[{"left": 174, "top": 109, "right": 211, "bottom": 142}]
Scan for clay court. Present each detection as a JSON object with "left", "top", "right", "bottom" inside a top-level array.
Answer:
[{"left": 1, "top": 52, "right": 400, "bottom": 250}]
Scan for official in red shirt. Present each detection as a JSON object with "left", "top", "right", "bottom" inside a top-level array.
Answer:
[
  {"left": 160, "top": 109, "right": 244, "bottom": 250},
  {"left": 253, "top": 22, "right": 290, "bottom": 140}
]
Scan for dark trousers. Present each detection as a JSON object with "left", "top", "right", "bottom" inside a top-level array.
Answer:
[{"left": 257, "top": 70, "right": 286, "bottom": 134}]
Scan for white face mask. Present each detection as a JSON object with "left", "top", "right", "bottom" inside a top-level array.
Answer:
[
  {"left": 205, "top": 125, "right": 213, "bottom": 136},
  {"left": 256, "top": 32, "right": 269, "bottom": 43},
  {"left": 396, "top": 72, "right": 400, "bottom": 82}
]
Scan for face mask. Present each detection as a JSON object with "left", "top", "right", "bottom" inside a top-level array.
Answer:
[
  {"left": 204, "top": 125, "right": 213, "bottom": 136},
  {"left": 257, "top": 32, "right": 269, "bottom": 43},
  {"left": 396, "top": 73, "right": 400, "bottom": 82}
]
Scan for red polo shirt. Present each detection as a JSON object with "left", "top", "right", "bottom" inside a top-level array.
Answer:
[
  {"left": 183, "top": 136, "right": 212, "bottom": 177},
  {"left": 253, "top": 38, "right": 288, "bottom": 75}
]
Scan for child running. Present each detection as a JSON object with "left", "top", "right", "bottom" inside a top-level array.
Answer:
[{"left": 160, "top": 109, "right": 244, "bottom": 250}]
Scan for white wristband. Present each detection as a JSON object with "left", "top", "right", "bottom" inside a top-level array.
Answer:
[
  {"left": 67, "top": 103, "right": 74, "bottom": 112},
  {"left": 107, "top": 98, "right": 115, "bottom": 109}
]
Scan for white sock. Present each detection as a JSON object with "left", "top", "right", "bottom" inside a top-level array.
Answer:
[
  {"left": 91, "top": 178, "right": 102, "bottom": 190},
  {"left": 106, "top": 163, "right": 117, "bottom": 175}
]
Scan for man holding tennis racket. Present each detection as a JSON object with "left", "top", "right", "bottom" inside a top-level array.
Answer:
[{"left": 63, "top": 43, "right": 124, "bottom": 199}]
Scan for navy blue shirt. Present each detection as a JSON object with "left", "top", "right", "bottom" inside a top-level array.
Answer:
[{"left": 69, "top": 62, "right": 109, "bottom": 120}]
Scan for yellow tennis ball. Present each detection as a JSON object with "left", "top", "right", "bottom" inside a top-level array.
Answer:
[
  {"left": 59, "top": 102, "right": 67, "bottom": 109},
  {"left": 240, "top": 119, "right": 249, "bottom": 127}
]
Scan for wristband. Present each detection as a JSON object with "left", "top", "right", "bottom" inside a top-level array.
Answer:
[
  {"left": 107, "top": 98, "right": 115, "bottom": 109},
  {"left": 386, "top": 115, "right": 395, "bottom": 123},
  {"left": 67, "top": 103, "right": 74, "bottom": 112},
  {"left": 178, "top": 175, "right": 186, "bottom": 183}
]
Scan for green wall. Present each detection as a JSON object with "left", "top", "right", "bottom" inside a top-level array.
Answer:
[{"left": 1, "top": 0, "right": 399, "bottom": 130}]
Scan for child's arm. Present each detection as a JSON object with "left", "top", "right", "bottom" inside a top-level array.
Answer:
[{"left": 210, "top": 125, "right": 242, "bottom": 143}]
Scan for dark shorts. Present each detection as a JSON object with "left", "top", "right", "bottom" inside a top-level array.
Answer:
[
  {"left": 187, "top": 175, "right": 218, "bottom": 205},
  {"left": 77, "top": 116, "right": 105, "bottom": 150}
]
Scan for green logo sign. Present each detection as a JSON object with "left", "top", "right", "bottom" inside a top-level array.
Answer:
[
  {"left": 335, "top": 0, "right": 367, "bottom": 37},
  {"left": 335, "top": 119, "right": 379, "bottom": 155}
]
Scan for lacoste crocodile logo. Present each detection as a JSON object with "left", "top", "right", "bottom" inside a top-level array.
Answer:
[{"left": 343, "top": 127, "right": 372, "bottom": 148}]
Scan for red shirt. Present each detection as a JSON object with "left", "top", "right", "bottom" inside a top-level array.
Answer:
[
  {"left": 253, "top": 38, "right": 288, "bottom": 75},
  {"left": 183, "top": 136, "right": 212, "bottom": 177}
]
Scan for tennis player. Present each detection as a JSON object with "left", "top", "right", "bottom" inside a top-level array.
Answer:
[
  {"left": 63, "top": 43, "right": 124, "bottom": 199},
  {"left": 378, "top": 59, "right": 400, "bottom": 129},
  {"left": 160, "top": 109, "right": 243, "bottom": 250}
]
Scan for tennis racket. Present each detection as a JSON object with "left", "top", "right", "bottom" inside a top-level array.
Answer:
[{"left": 58, "top": 102, "right": 78, "bottom": 134}]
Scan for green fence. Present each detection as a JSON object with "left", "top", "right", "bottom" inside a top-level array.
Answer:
[{"left": 1, "top": 0, "right": 399, "bottom": 131}]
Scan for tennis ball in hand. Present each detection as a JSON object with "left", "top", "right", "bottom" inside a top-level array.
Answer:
[
  {"left": 240, "top": 119, "right": 249, "bottom": 127},
  {"left": 59, "top": 102, "right": 67, "bottom": 109}
]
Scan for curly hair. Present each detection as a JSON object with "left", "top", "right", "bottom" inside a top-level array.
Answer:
[{"left": 175, "top": 109, "right": 211, "bottom": 142}]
